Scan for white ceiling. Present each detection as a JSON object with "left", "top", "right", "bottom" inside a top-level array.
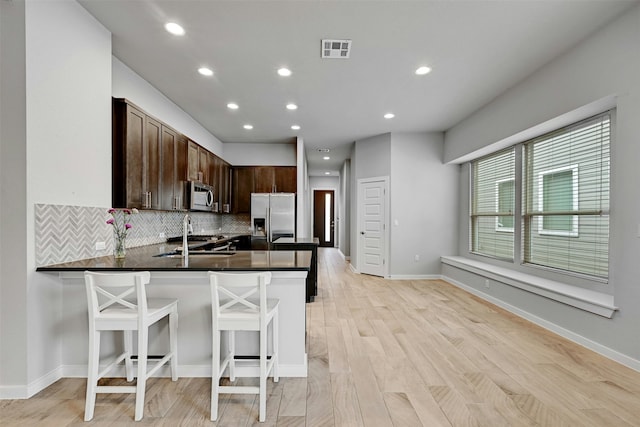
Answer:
[{"left": 79, "top": 0, "right": 637, "bottom": 176}]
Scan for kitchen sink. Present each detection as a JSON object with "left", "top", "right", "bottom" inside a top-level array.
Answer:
[{"left": 154, "top": 250, "right": 236, "bottom": 258}]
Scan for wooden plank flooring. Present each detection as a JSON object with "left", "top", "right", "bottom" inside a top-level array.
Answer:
[{"left": 2, "top": 247, "right": 640, "bottom": 426}]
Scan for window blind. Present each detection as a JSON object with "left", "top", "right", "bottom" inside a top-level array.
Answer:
[
  {"left": 471, "top": 147, "right": 515, "bottom": 259},
  {"left": 523, "top": 112, "right": 610, "bottom": 278}
]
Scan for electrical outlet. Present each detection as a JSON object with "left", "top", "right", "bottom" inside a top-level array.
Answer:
[
  {"left": 414, "top": 254, "right": 420, "bottom": 262},
  {"left": 485, "top": 279, "right": 490, "bottom": 289},
  {"left": 95, "top": 241, "right": 106, "bottom": 251},
  {"left": 159, "top": 232, "right": 166, "bottom": 239}
]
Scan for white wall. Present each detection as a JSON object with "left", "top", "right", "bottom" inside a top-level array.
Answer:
[
  {"left": 0, "top": 0, "right": 28, "bottom": 393},
  {"left": 296, "top": 137, "right": 311, "bottom": 238},
  {"left": 350, "top": 133, "right": 391, "bottom": 271},
  {"left": 224, "top": 142, "right": 296, "bottom": 166},
  {"left": 444, "top": 4, "right": 640, "bottom": 363},
  {"left": 389, "top": 132, "right": 458, "bottom": 277},
  {"left": 112, "top": 57, "right": 224, "bottom": 157},
  {"left": 353, "top": 133, "right": 391, "bottom": 180},
  {"left": 0, "top": 0, "right": 115, "bottom": 398}
]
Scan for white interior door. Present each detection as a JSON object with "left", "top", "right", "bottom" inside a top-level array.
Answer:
[{"left": 357, "top": 177, "right": 388, "bottom": 277}]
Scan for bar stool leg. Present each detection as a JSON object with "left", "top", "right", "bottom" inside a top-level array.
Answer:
[
  {"left": 228, "top": 331, "right": 236, "bottom": 382},
  {"left": 134, "top": 328, "right": 148, "bottom": 421},
  {"left": 211, "top": 329, "right": 221, "bottom": 421},
  {"left": 84, "top": 329, "right": 100, "bottom": 421},
  {"left": 259, "top": 325, "right": 267, "bottom": 422},
  {"left": 169, "top": 311, "right": 178, "bottom": 381},
  {"left": 124, "top": 330, "right": 134, "bottom": 382},
  {"left": 273, "top": 310, "right": 279, "bottom": 382}
]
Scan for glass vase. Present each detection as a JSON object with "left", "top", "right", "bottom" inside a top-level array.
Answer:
[{"left": 114, "top": 235, "right": 126, "bottom": 259}]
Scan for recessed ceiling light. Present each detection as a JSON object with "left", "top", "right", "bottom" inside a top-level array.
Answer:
[
  {"left": 323, "top": 156, "right": 330, "bottom": 160},
  {"left": 291, "top": 125, "right": 301, "bottom": 130},
  {"left": 286, "top": 103, "right": 298, "bottom": 110},
  {"left": 384, "top": 113, "right": 395, "bottom": 119},
  {"left": 243, "top": 124, "right": 253, "bottom": 130},
  {"left": 198, "top": 67, "right": 213, "bottom": 76},
  {"left": 164, "top": 22, "right": 185, "bottom": 36},
  {"left": 277, "top": 68, "right": 292, "bottom": 77},
  {"left": 325, "top": 172, "right": 331, "bottom": 175},
  {"left": 415, "top": 66, "right": 432, "bottom": 75},
  {"left": 227, "top": 103, "right": 239, "bottom": 110}
]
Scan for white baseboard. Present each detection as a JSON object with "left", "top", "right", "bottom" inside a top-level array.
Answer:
[
  {"left": 0, "top": 385, "right": 28, "bottom": 400},
  {"left": 387, "top": 274, "right": 441, "bottom": 280},
  {"left": 442, "top": 275, "right": 640, "bottom": 373},
  {"left": 1, "top": 357, "right": 308, "bottom": 400},
  {"left": 337, "top": 250, "right": 351, "bottom": 262},
  {"left": 349, "top": 264, "right": 359, "bottom": 274},
  {"left": 0, "top": 366, "right": 63, "bottom": 399}
]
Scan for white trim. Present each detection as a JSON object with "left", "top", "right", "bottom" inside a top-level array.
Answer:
[
  {"left": 447, "top": 95, "right": 616, "bottom": 164},
  {"left": 387, "top": 274, "right": 442, "bottom": 280},
  {"left": 440, "top": 274, "right": 639, "bottom": 373},
  {"left": 0, "top": 366, "right": 63, "bottom": 399},
  {"left": 441, "top": 256, "right": 616, "bottom": 318}
]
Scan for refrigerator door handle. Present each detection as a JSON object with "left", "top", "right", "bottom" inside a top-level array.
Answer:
[{"left": 267, "top": 207, "right": 272, "bottom": 242}]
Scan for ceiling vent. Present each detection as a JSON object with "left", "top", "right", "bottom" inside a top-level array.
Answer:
[{"left": 321, "top": 39, "right": 351, "bottom": 59}]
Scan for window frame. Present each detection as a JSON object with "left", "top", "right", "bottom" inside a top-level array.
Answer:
[
  {"left": 536, "top": 164, "right": 579, "bottom": 237},
  {"left": 468, "top": 110, "right": 611, "bottom": 280},
  {"left": 495, "top": 178, "right": 515, "bottom": 233}
]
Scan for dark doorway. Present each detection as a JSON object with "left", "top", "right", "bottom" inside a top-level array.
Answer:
[{"left": 313, "top": 190, "right": 335, "bottom": 247}]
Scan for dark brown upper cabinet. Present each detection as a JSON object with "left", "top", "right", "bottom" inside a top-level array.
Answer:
[
  {"left": 112, "top": 99, "right": 162, "bottom": 209},
  {"left": 254, "top": 166, "right": 297, "bottom": 193},
  {"left": 113, "top": 98, "right": 187, "bottom": 210},
  {"left": 232, "top": 167, "right": 255, "bottom": 214}
]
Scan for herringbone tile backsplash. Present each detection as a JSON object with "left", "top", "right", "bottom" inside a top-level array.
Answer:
[{"left": 34, "top": 204, "right": 249, "bottom": 266}]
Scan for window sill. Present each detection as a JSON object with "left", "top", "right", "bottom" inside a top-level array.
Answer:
[{"left": 440, "top": 256, "right": 617, "bottom": 318}]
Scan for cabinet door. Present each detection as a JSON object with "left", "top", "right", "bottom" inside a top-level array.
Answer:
[
  {"left": 232, "top": 167, "right": 254, "bottom": 213},
  {"left": 160, "top": 126, "right": 177, "bottom": 210},
  {"left": 220, "top": 161, "right": 231, "bottom": 212},
  {"left": 114, "top": 102, "right": 145, "bottom": 209},
  {"left": 198, "top": 147, "right": 209, "bottom": 184},
  {"left": 187, "top": 140, "right": 199, "bottom": 181},
  {"left": 209, "top": 152, "right": 218, "bottom": 197},
  {"left": 275, "top": 166, "right": 297, "bottom": 193},
  {"left": 175, "top": 135, "right": 188, "bottom": 209},
  {"left": 145, "top": 117, "right": 162, "bottom": 210},
  {"left": 209, "top": 153, "right": 221, "bottom": 211},
  {"left": 254, "top": 167, "right": 275, "bottom": 193}
]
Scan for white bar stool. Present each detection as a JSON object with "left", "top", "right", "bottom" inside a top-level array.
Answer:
[
  {"left": 84, "top": 271, "right": 178, "bottom": 421},
  {"left": 208, "top": 271, "right": 279, "bottom": 422}
]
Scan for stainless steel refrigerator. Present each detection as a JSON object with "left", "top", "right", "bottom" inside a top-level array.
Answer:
[{"left": 250, "top": 193, "right": 295, "bottom": 242}]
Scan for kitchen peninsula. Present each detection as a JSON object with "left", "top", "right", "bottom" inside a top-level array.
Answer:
[{"left": 37, "top": 244, "right": 311, "bottom": 378}]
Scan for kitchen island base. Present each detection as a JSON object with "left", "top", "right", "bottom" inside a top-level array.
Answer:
[{"left": 56, "top": 270, "right": 308, "bottom": 379}]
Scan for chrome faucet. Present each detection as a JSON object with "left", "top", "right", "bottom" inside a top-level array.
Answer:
[{"left": 183, "top": 213, "right": 192, "bottom": 262}]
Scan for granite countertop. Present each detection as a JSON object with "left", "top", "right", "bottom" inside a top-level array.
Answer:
[{"left": 36, "top": 242, "right": 312, "bottom": 272}]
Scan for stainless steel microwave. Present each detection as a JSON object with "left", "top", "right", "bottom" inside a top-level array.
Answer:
[{"left": 188, "top": 181, "right": 214, "bottom": 212}]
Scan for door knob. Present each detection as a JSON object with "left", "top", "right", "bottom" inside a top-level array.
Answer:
[{"left": 360, "top": 231, "right": 365, "bottom": 235}]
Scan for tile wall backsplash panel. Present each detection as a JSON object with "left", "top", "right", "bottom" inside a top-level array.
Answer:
[
  {"left": 221, "top": 214, "right": 251, "bottom": 234},
  {"left": 35, "top": 204, "right": 113, "bottom": 267},
  {"left": 35, "top": 204, "right": 224, "bottom": 266}
]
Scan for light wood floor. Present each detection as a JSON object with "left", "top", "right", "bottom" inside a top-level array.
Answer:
[{"left": 3, "top": 247, "right": 640, "bottom": 426}]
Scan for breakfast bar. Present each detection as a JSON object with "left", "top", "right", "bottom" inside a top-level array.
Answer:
[{"left": 37, "top": 244, "right": 311, "bottom": 378}]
